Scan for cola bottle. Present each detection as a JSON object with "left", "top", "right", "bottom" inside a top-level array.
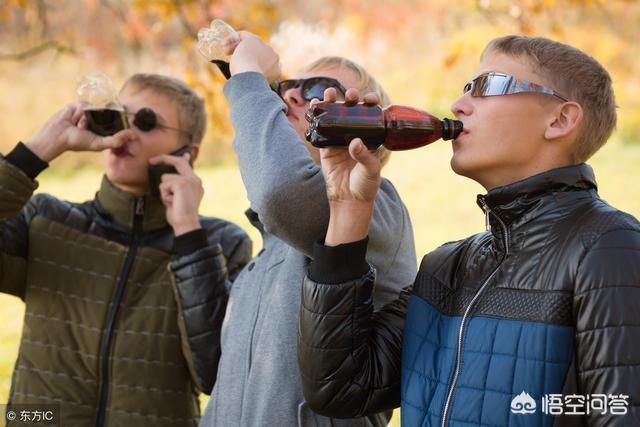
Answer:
[
  {"left": 77, "top": 71, "right": 128, "bottom": 137},
  {"left": 305, "top": 102, "right": 463, "bottom": 151},
  {"left": 197, "top": 19, "right": 240, "bottom": 79}
]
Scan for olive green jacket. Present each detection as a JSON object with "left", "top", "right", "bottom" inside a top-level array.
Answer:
[{"left": 0, "top": 152, "right": 251, "bottom": 427}]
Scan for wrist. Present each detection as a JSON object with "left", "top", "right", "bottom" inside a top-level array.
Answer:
[
  {"left": 171, "top": 216, "right": 202, "bottom": 237},
  {"left": 325, "top": 201, "right": 375, "bottom": 247},
  {"left": 230, "top": 62, "right": 265, "bottom": 77},
  {"left": 172, "top": 221, "right": 202, "bottom": 237},
  {"left": 24, "top": 138, "right": 64, "bottom": 163},
  {"left": 5, "top": 142, "right": 50, "bottom": 180}
]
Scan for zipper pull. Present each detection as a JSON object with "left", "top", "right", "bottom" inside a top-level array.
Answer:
[
  {"left": 484, "top": 207, "right": 491, "bottom": 232},
  {"left": 135, "top": 197, "right": 145, "bottom": 217},
  {"left": 478, "top": 196, "right": 491, "bottom": 232}
]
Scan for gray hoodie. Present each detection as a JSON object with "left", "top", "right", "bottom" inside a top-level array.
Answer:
[{"left": 200, "top": 72, "right": 417, "bottom": 427}]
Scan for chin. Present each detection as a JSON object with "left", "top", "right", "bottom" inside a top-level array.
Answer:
[
  {"left": 106, "top": 170, "right": 146, "bottom": 190},
  {"left": 450, "top": 154, "right": 472, "bottom": 177},
  {"left": 450, "top": 155, "right": 488, "bottom": 187}
]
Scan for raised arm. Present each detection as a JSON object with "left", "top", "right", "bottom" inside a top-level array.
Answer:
[
  {"left": 0, "top": 104, "right": 128, "bottom": 298},
  {"left": 224, "top": 69, "right": 332, "bottom": 257}
]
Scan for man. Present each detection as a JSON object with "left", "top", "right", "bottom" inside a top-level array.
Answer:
[
  {"left": 298, "top": 36, "right": 640, "bottom": 426},
  {"left": 1, "top": 73, "right": 251, "bottom": 426},
  {"left": 200, "top": 34, "right": 417, "bottom": 426}
]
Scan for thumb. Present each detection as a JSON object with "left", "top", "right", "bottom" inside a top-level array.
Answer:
[
  {"left": 99, "top": 129, "right": 135, "bottom": 150},
  {"left": 236, "top": 30, "right": 255, "bottom": 41},
  {"left": 348, "top": 138, "right": 380, "bottom": 176},
  {"left": 222, "top": 35, "right": 240, "bottom": 56}
]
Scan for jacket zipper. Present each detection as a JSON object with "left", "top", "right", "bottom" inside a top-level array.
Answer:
[
  {"left": 95, "top": 197, "right": 145, "bottom": 427},
  {"left": 440, "top": 197, "right": 510, "bottom": 427}
]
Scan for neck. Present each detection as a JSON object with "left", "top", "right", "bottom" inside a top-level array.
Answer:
[
  {"left": 481, "top": 157, "right": 574, "bottom": 191},
  {"left": 111, "top": 182, "right": 147, "bottom": 196}
]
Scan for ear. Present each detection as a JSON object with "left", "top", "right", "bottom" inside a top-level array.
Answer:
[
  {"left": 544, "top": 101, "right": 583, "bottom": 141},
  {"left": 189, "top": 144, "right": 200, "bottom": 163}
]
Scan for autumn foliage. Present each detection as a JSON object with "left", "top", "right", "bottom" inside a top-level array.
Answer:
[{"left": 0, "top": 0, "right": 638, "bottom": 167}]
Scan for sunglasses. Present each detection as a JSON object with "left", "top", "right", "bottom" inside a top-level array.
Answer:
[
  {"left": 274, "top": 77, "right": 347, "bottom": 101},
  {"left": 84, "top": 107, "right": 192, "bottom": 141},
  {"left": 463, "top": 72, "right": 569, "bottom": 102}
]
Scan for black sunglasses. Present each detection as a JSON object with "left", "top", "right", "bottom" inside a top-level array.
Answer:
[
  {"left": 127, "top": 108, "right": 192, "bottom": 141},
  {"left": 85, "top": 107, "right": 192, "bottom": 141},
  {"left": 274, "top": 77, "right": 347, "bottom": 101}
]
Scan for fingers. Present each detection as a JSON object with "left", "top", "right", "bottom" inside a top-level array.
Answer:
[
  {"left": 148, "top": 152, "right": 193, "bottom": 176},
  {"left": 222, "top": 35, "right": 241, "bottom": 56},
  {"left": 159, "top": 181, "right": 174, "bottom": 206},
  {"left": 99, "top": 129, "right": 134, "bottom": 150},
  {"left": 363, "top": 92, "right": 380, "bottom": 106},
  {"left": 236, "top": 30, "right": 255, "bottom": 40},
  {"left": 344, "top": 88, "right": 360, "bottom": 106},
  {"left": 348, "top": 138, "right": 380, "bottom": 177},
  {"left": 78, "top": 114, "right": 88, "bottom": 130},
  {"left": 322, "top": 87, "right": 338, "bottom": 103},
  {"left": 69, "top": 103, "right": 85, "bottom": 124}
]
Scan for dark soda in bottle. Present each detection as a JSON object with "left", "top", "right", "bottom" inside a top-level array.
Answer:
[
  {"left": 84, "top": 107, "right": 128, "bottom": 136},
  {"left": 305, "top": 102, "right": 463, "bottom": 150}
]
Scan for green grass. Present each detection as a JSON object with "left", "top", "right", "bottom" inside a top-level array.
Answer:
[{"left": 1, "top": 140, "right": 639, "bottom": 426}]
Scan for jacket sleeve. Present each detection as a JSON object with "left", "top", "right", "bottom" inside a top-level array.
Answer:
[
  {"left": 224, "top": 72, "right": 417, "bottom": 306},
  {"left": 224, "top": 72, "right": 332, "bottom": 257},
  {"left": 0, "top": 145, "right": 48, "bottom": 299},
  {"left": 298, "top": 239, "right": 408, "bottom": 417},
  {"left": 169, "top": 225, "right": 252, "bottom": 394},
  {"left": 574, "top": 226, "right": 640, "bottom": 426}
]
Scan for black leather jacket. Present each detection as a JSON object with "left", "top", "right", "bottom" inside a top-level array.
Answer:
[{"left": 299, "top": 164, "right": 640, "bottom": 426}]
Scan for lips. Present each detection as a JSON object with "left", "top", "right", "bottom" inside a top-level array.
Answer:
[
  {"left": 454, "top": 127, "right": 469, "bottom": 142},
  {"left": 111, "top": 142, "right": 132, "bottom": 157}
]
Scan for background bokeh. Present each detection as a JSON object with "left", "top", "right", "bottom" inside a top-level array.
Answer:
[{"left": 1, "top": 1, "right": 639, "bottom": 425}]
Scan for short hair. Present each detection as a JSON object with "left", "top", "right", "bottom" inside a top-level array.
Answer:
[
  {"left": 483, "top": 36, "right": 617, "bottom": 163},
  {"left": 300, "top": 56, "right": 393, "bottom": 167},
  {"left": 122, "top": 73, "right": 207, "bottom": 146}
]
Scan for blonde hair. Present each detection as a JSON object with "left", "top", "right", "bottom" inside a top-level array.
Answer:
[
  {"left": 483, "top": 36, "right": 617, "bottom": 163},
  {"left": 122, "top": 74, "right": 207, "bottom": 146},
  {"left": 301, "top": 56, "right": 393, "bottom": 167}
]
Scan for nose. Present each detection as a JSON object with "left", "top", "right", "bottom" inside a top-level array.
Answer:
[
  {"left": 450, "top": 91, "right": 472, "bottom": 119},
  {"left": 283, "top": 84, "right": 306, "bottom": 108}
]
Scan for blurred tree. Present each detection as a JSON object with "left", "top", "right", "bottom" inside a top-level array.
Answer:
[{"left": 0, "top": 0, "right": 638, "bottom": 165}]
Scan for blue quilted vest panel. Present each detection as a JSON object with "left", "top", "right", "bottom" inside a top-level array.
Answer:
[{"left": 401, "top": 295, "right": 574, "bottom": 427}]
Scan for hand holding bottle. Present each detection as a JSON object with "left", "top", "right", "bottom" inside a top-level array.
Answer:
[
  {"left": 197, "top": 19, "right": 240, "bottom": 79},
  {"left": 313, "top": 88, "right": 382, "bottom": 246},
  {"left": 226, "top": 31, "right": 281, "bottom": 83},
  {"left": 25, "top": 103, "right": 133, "bottom": 163}
]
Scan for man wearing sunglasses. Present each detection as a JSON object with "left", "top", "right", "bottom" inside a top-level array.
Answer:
[
  {"left": 298, "top": 36, "right": 640, "bottom": 426},
  {"left": 199, "top": 33, "right": 416, "bottom": 427},
  {"left": 0, "top": 73, "right": 251, "bottom": 426}
]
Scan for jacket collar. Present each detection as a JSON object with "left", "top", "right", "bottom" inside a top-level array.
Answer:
[
  {"left": 96, "top": 176, "right": 168, "bottom": 231},
  {"left": 477, "top": 164, "right": 598, "bottom": 246}
]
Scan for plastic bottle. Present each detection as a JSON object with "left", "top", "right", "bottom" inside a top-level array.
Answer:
[
  {"left": 305, "top": 102, "right": 463, "bottom": 150},
  {"left": 197, "top": 19, "right": 240, "bottom": 79}
]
